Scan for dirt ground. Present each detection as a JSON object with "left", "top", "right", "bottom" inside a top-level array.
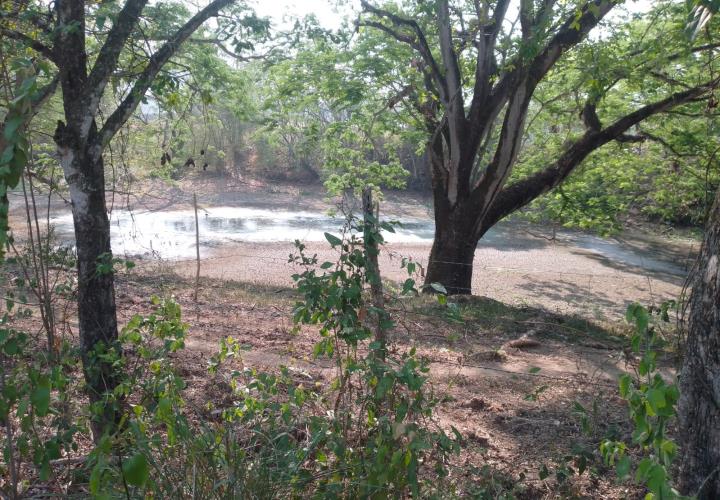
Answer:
[
  {"left": 109, "top": 271, "right": 654, "bottom": 498},
  {"left": 4, "top": 176, "right": 694, "bottom": 497}
]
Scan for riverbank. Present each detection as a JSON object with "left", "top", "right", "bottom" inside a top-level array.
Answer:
[{"left": 8, "top": 176, "right": 695, "bottom": 321}]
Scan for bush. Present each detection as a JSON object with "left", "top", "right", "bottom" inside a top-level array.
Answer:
[{"left": 600, "top": 302, "right": 686, "bottom": 500}]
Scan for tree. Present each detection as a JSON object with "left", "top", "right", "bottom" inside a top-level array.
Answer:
[
  {"left": 1, "top": 0, "right": 264, "bottom": 435},
  {"left": 677, "top": 184, "right": 720, "bottom": 499},
  {"left": 358, "top": 0, "right": 720, "bottom": 293},
  {"left": 259, "top": 35, "right": 413, "bottom": 192}
]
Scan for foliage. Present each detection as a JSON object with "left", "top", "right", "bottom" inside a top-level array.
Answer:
[
  {"left": 0, "top": 300, "right": 81, "bottom": 491},
  {"left": 0, "top": 58, "right": 51, "bottom": 256},
  {"left": 2, "top": 224, "right": 460, "bottom": 497},
  {"left": 600, "top": 302, "right": 686, "bottom": 500},
  {"left": 509, "top": 0, "right": 720, "bottom": 233},
  {"left": 289, "top": 213, "right": 460, "bottom": 496},
  {"left": 257, "top": 36, "right": 415, "bottom": 192}
]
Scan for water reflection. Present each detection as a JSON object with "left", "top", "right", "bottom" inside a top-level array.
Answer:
[
  {"left": 49, "top": 205, "right": 684, "bottom": 275},
  {"left": 51, "top": 206, "right": 436, "bottom": 259}
]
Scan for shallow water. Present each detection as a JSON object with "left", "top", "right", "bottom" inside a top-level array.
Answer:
[{"left": 49, "top": 206, "right": 686, "bottom": 275}]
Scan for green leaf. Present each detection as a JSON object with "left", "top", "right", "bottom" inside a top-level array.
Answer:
[
  {"left": 616, "top": 455, "right": 631, "bottom": 479},
  {"left": 660, "top": 439, "right": 677, "bottom": 461},
  {"left": 38, "top": 457, "right": 51, "bottom": 481},
  {"left": 324, "top": 232, "right": 342, "bottom": 247},
  {"left": 2, "top": 337, "right": 20, "bottom": 356},
  {"left": 31, "top": 376, "right": 51, "bottom": 416},
  {"left": 646, "top": 388, "right": 666, "bottom": 412},
  {"left": 619, "top": 374, "right": 632, "bottom": 398},
  {"left": 626, "top": 303, "right": 649, "bottom": 333},
  {"left": 430, "top": 282, "right": 447, "bottom": 295},
  {"left": 3, "top": 116, "right": 23, "bottom": 141},
  {"left": 376, "top": 375, "right": 393, "bottom": 399},
  {"left": 539, "top": 464, "right": 550, "bottom": 480},
  {"left": 122, "top": 453, "right": 149, "bottom": 487},
  {"left": 636, "top": 457, "right": 654, "bottom": 481},
  {"left": 645, "top": 463, "right": 667, "bottom": 494}
]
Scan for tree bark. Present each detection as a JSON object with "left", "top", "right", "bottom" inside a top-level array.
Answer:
[
  {"left": 55, "top": 119, "right": 120, "bottom": 436},
  {"left": 424, "top": 202, "right": 478, "bottom": 295},
  {"left": 678, "top": 188, "right": 720, "bottom": 499},
  {"left": 45, "top": 0, "right": 235, "bottom": 438}
]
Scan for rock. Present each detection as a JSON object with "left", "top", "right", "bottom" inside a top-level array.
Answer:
[{"left": 491, "top": 348, "right": 508, "bottom": 361}]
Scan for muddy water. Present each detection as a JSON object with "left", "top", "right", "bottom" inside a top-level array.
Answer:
[{"left": 50, "top": 206, "right": 686, "bottom": 276}]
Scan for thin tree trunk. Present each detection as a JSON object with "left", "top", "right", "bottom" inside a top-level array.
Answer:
[
  {"left": 678, "top": 189, "right": 720, "bottom": 499},
  {"left": 362, "top": 187, "right": 386, "bottom": 355},
  {"left": 60, "top": 138, "right": 120, "bottom": 438},
  {"left": 194, "top": 193, "right": 200, "bottom": 303},
  {"left": 1, "top": 363, "right": 19, "bottom": 499}
]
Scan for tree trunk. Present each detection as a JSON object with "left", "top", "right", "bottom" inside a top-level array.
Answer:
[
  {"left": 56, "top": 121, "right": 120, "bottom": 437},
  {"left": 677, "top": 189, "right": 720, "bottom": 499},
  {"left": 424, "top": 208, "right": 477, "bottom": 295}
]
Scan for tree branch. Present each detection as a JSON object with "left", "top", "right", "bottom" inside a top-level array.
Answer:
[
  {"left": 0, "top": 75, "right": 58, "bottom": 166},
  {"left": 33, "top": 75, "right": 60, "bottom": 108},
  {"left": 98, "top": 0, "right": 234, "bottom": 147},
  {"left": 357, "top": 20, "right": 416, "bottom": 46},
  {"left": 520, "top": 0, "right": 534, "bottom": 40},
  {"left": 359, "top": 0, "right": 447, "bottom": 100},
  {"left": 436, "top": 0, "right": 466, "bottom": 204},
  {"left": 190, "top": 38, "right": 273, "bottom": 61},
  {"left": 490, "top": 0, "right": 615, "bottom": 113},
  {"left": 437, "top": 0, "right": 462, "bottom": 108},
  {"left": 466, "top": 0, "right": 616, "bottom": 209},
  {"left": 479, "top": 79, "right": 719, "bottom": 233},
  {"left": 0, "top": 28, "right": 56, "bottom": 62},
  {"left": 466, "top": 0, "right": 511, "bottom": 155},
  {"left": 85, "top": 0, "right": 149, "bottom": 115}
]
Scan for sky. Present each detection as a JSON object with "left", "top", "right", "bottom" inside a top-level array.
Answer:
[
  {"left": 252, "top": 0, "right": 356, "bottom": 31},
  {"left": 251, "top": 0, "right": 655, "bottom": 31}
]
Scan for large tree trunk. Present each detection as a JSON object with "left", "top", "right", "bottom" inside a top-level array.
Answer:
[
  {"left": 677, "top": 190, "right": 720, "bottom": 499},
  {"left": 73, "top": 151, "right": 120, "bottom": 422},
  {"left": 46, "top": 0, "right": 233, "bottom": 440},
  {"left": 423, "top": 202, "right": 479, "bottom": 295}
]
